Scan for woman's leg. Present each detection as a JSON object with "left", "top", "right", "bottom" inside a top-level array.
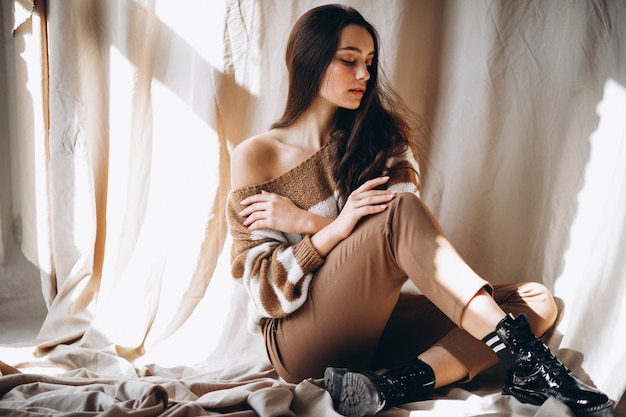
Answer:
[
  {"left": 265, "top": 192, "right": 612, "bottom": 416},
  {"left": 382, "top": 193, "right": 505, "bottom": 336},
  {"left": 265, "top": 197, "right": 413, "bottom": 382},
  {"left": 334, "top": 194, "right": 611, "bottom": 416},
  {"left": 372, "top": 282, "right": 558, "bottom": 387},
  {"left": 265, "top": 193, "right": 492, "bottom": 382}
]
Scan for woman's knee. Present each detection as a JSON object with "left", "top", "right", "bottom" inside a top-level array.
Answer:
[
  {"left": 388, "top": 193, "right": 439, "bottom": 229},
  {"left": 390, "top": 192, "right": 424, "bottom": 212},
  {"left": 518, "top": 281, "right": 559, "bottom": 335}
]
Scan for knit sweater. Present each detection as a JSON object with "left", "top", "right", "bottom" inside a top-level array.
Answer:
[{"left": 226, "top": 138, "right": 421, "bottom": 331}]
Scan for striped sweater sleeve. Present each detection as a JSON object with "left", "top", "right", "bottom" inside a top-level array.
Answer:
[
  {"left": 385, "top": 145, "right": 422, "bottom": 196},
  {"left": 227, "top": 188, "right": 325, "bottom": 323}
]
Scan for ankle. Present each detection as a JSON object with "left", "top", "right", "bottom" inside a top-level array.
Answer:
[{"left": 460, "top": 290, "right": 508, "bottom": 339}]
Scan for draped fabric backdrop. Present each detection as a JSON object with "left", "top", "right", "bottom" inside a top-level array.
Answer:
[{"left": 2, "top": 0, "right": 625, "bottom": 415}]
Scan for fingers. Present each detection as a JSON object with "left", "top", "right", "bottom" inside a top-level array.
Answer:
[
  {"left": 242, "top": 211, "right": 263, "bottom": 228},
  {"left": 240, "top": 190, "right": 272, "bottom": 206},
  {"left": 239, "top": 191, "right": 274, "bottom": 217},
  {"left": 239, "top": 191, "right": 288, "bottom": 230},
  {"left": 350, "top": 176, "right": 396, "bottom": 204},
  {"left": 351, "top": 190, "right": 396, "bottom": 210},
  {"left": 239, "top": 203, "right": 263, "bottom": 217},
  {"left": 354, "top": 176, "right": 390, "bottom": 192},
  {"left": 343, "top": 177, "right": 397, "bottom": 218},
  {"left": 350, "top": 176, "right": 394, "bottom": 204}
]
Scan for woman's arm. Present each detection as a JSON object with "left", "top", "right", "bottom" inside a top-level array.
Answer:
[
  {"left": 309, "top": 146, "right": 419, "bottom": 256},
  {"left": 228, "top": 178, "right": 396, "bottom": 320},
  {"left": 311, "top": 176, "right": 396, "bottom": 256},
  {"left": 231, "top": 135, "right": 334, "bottom": 235},
  {"left": 238, "top": 177, "right": 398, "bottom": 256},
  {"left": 228, "top": 136, "right": 399, "bottom": 320},
  {"left": 229, "top": 136, "right": 328, "bottom": 320},
  {"left": 239, "top": 191, "right": 332, "bottom": 235},
  {"left": 228, "top": 188, "right": 324, "bottom": 320}
]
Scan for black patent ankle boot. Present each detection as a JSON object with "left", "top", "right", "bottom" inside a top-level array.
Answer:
[
  {"left": 323, "top": 358, "right": 435, "bottom": 417},
  {"left": 483, "top": 314, "right": 614, "bottom": 417}
]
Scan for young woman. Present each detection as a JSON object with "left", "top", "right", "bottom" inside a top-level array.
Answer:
[{"left": 226, "top": 4, "right": 613, "bottom": 417}]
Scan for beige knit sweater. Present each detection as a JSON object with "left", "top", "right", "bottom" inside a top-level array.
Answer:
[{"left": 226, "top": 138, "right": 420, "bottom": 331}]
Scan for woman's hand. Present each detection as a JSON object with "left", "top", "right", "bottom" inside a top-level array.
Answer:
[
  {"left": 239, "top": 191, "right": 330, "bottom": 234},
  {"left": 335, "top": 176, "right": 396, "bottom": 237},
  {"left": 311, "top": 176, "right": 396, "bottom": 256}
]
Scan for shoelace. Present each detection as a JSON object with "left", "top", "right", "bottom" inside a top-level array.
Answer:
[{"left": 514, "top": 337, "right": 572, "bottom": 382}]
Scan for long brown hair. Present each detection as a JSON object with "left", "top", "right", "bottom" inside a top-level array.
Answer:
[{"left": 272, "top": 4, "right": 417, "bottom": 204}]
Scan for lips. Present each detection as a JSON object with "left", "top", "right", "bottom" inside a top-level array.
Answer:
[{"left": 349, "top": 87, "right": 365, "bottom": 96}]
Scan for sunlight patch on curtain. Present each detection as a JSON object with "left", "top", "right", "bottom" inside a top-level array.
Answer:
[
  {"left": 154, "top": 1, "right": 225, "bottom": 72},
  {"left": 12, "top": 0, "right": 34, "bottom": 33},
  {"left": 13, "top": 3, "right": 53, "bottom": 295},
  {"left": 89, "top": 38, "right": 226, "bottom": 356},
  {"left": 554, "top": 78, "right": 626, "bottom": 394}
]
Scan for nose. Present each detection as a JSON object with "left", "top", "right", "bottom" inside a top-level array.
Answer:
[{"left": 356, "top": 62, "right": 370, "bottom": 81}]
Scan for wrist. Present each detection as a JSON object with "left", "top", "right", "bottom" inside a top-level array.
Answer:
[
  {"left": 326, "top": 218, "right": 352, "bottom": 241},
  {"left": 311, "top": 220, "right": 348, "bottom": 256},
  {"left": 306, "top": 213, "right": 332, "bottom": 235}
]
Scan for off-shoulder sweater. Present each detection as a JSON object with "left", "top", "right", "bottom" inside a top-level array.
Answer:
[{"left": 226, "top": 138, "right": 421, "bottom": 332}]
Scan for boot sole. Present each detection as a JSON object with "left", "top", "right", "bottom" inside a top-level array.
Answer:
[
  {"left": 324, "top": 367, "right": 347, "bottom": 408},
  {"left": 503, "top": 387, "right": 615, "bottom": 417},
  {"left": 338, "top": 372, "right": 381, "bottom": 417}
]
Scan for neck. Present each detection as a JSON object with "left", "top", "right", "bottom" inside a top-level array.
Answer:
[{"left": 293, "top": 98, "right": 337, "bottom": 148}]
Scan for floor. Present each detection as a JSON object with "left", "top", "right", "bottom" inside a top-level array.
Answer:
[{"left": 0, "top": 241, "right": 47, "bottom": 344}]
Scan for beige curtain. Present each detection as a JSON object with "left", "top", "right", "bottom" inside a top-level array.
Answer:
[{"left": 10, "top": 0, "right": 626, "bottom": 405}]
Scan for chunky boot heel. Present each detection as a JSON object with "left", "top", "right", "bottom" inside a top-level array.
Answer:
[
  {"left": 339, "top": 371, "right": 382, "bottom": 417},
  {"left": 324, "top": 367, "right": 348, "bottom": 408},
  {"left": 324, "top": 358, "right": 436, "bottom": 417},
  {"left": 483, "top": 314, "right": 614, "bottom": 417}
]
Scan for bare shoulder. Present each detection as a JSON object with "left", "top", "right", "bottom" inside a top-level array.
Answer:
[{"left": 230, "top": 132, "right": 281, "bottom": 189}]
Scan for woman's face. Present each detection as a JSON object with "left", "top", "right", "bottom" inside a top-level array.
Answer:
[{"left": 319, "top": 24, "right": 374, "bottom": 110}]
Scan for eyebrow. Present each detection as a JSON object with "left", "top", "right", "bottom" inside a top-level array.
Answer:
[{"left": 337, "top": 46, "right": 375, "bottom": 56}]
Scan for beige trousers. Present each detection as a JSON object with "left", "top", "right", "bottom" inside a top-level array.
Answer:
[{"left": 263, "top": 193, "right": 556, "bottom": 383}]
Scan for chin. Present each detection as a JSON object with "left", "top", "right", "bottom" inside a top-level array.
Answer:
[{"left": 342, "top": 102, "right": 362, "bottom": 110}]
